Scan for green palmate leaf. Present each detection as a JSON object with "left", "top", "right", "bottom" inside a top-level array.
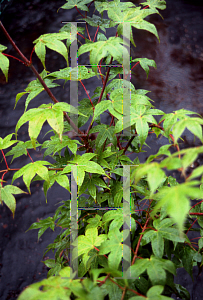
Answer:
[
  {"left": 107, "top": 67, "right": 124, "bottom": 81},
  {"left": 98, "top": 277, "right": 123, "bottom": 299},
  {"left": 140, "top": 0, "right": 166, "bottom": 11},
  {"left": 0, "top": 45, "right": 9, "bottom": 82},
  {"left": 14, "top": 75, "right": 60, "bottom": 110},
  {"left": 91, "top": 100, "right": 112, "bottom": 124},
  {"left": 88, "top": 124, "right": 116, "bottom": 150},
  {"left": 78, "top": 36, "right": 129, "bottom": 75},
  {"left": 141, "top": 218, "right": 186, "bottom": 258},
  {"left": 95, "top": 0, "right": 161, "bottom": 47},
  {"left": 129, "top": 255, "right": 176, "bottom": 286},
  {"left": 132, "top": 58, "right": 157, "bottom": 78},
  {"left": 114, "top": 105, "right": 158, "bottom": 146},
  {"left": 45, "top": 66, "right": 99, "bottom": 82},
  {"left": 102, "top": 209, "right": 124, "bottom": 232},
  {"left": 159, "top": 145, "right": 203, "bottom": 172},
  {"left": 33, "top": 32, "right": 70, "bottom": 69},
  {"left": 55, "top": 174, "right": 71, "bottom": 193},
  {"left": 12, "top": 161, "right": 51, "bottom": 194},
  {"left": 95, "top": 0, "right": 137, "bottom": 19},
  {"left": 15, "top": 102, "right": 86, "bottom": 148},
  {"left": 131, "top": 162, "right": 166, "bottom": 196},
  {"left": 72, "top": 227, "right": 107, "bottom": 260},
  {"left": 150, "top": 181, "right": 203, "bottom": 237},
  {"left": 136, "top": 116, "right": 149, "bottom": 148},
  {"left": 26, "top": 216, "right": 55, "bottom": 240},
  {"left": 5, "top": 140, "right": 41, "bottom": 163},
  {"left": 78, "top": 14, "right": 110, "bottom": 33},
  {"left": 17, "top": 267, "right": 79, "bottom": 300},
  {"left": 104, "top": 1, "right": 161, "bottom": 44},
  {"left": 110, "top": 88, "right": 153, "bottom": 115},
  {"left": 129, "top": 285, "right": 171, "bottom": 300},
  {"left": 61, "top": 153, "right": 111, "bottom": 187},
  {"left": 41, "top": 135, "right": 82, "bottom": 157},
  {"left": 159, "top": 109, "right": 201, "bottom": 139},
  {"left": 106, "top": 79, "right": 136, "bottom": 94},
  {"left": 99, "top": 227, "right": 126, "bottom": 270},
  {"left": 79, "top": 173, "right": 109, "bottom": 199},
  {"left": 0, "top": 133, "right": 18, "bottom": 150},
  {"left": 178, "top": 246, "right": 197, "bottom": 281},
  {"left": 59, "top": 23, "right": 81, "bottom": 50},
  {"left": 0, "top": 185, "right": 27, "bottom": 217},
  {"left": 59, "top": 0, "right": 93, "bottom": 12},
  {"left": 172, "top": 117, "right": 203, "bottom": 144},
  {"left": 146, "top": 144, "right": 171, "bottom": 164},
  {"left": 86, "top": 214, "right": 102, "bottom": 230}
]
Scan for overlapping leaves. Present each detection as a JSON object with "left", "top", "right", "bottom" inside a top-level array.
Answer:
[
  {"left": 15, "top": 70, "right": 60, "bottom": 111},
  {"left": 95, "top": 0, "right": 166, "bottom": 46},
  {"left": 12, "top": 161, "right": 51, "bottom": 194},
  {"left": 60, "top": 153, "right": 111, "bottom": 188},
  {"left": 0, "top": 185, "right": 27, "bottom": 218},
  {"left": 45, "top": 66, "right": 99, "bottom": 83},
  {"left": 129, "top": 255, "right": 176, "bottom": 286},
  {"left": 15, "top": 102, "right": 86, "bottom": 149},
  {"left": 78, "top": 36, "right": 129, "bottom": 75},
  {"left": 33, "top": 32, "right": 70, "bottom": 69}
]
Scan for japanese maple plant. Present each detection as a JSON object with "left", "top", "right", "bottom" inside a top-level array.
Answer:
[{"left": 0, "top": 0, "right": 203, "bottom": 299}]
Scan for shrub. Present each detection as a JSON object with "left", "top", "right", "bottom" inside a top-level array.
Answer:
[{"left": 0, "top": 0, "right": 203, "bottom": 299}]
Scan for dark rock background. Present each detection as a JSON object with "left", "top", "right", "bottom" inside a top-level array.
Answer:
[{"left": 0, "top": 0, "right": 203, "bottom": 299}]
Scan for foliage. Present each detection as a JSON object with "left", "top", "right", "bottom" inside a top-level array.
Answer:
[{"left": 0, "top": 0, "right": 203, "bottom": 299}]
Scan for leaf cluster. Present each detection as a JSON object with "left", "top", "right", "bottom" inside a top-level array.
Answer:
[{"left": 0, "top": 0, "right": 203, "bottom": 299}]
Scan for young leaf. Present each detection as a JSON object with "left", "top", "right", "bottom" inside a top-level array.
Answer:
[
  {"left": 78, "top": 36, "right": 129, "bottom": 75},
  {"left": 45, "top": 66, "right": 100, "bottom": 82},
  {"left": 16, "top": 103, "right": 87, "bottom": 148},
  {"left": 99, "top": 227, "right": 125, "bottom": 270},
  {"left": 0, "top": 133, "right": 17, "bottom": 150},
  {"left": 26, "top": 217, "right": 55, "bottom": 240},
  {"left": 12, "top": 161, "right": 51, "bottom": 194},
  {"left": 140, "top": 0, "right": 166, "bottom": 11},
  {"left": 5, "top": 140, "right": 41, "bottom": 163},
  {"left": 129, "top": 255, "right": 176, "bottom": 286},
  {"left": 71, "top": 227, "right": 107, "bottom": 260},
  {"left": 132, "top": 58, "right": 157, "bottom": 79},
  {"left": 33, "top": 32, "right": 70, "bottom": 69},
  {"left": 0, "top": 185, "right": 27, "bottom": 217},
  {"left": 59, "top": 0, "right": 93, "bottom": 12},
  {"left": 151, "top": 181, "right": 203, "bottom": 237}
]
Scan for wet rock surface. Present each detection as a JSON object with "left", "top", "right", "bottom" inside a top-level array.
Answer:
[{"left": 0, "top": 0, "right": 203, "bottom": 299}]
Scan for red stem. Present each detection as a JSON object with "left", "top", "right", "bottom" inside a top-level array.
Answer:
[
  {"left": 2, "top": 53, "right": 27, "bottom": 65},
  {"left": 186, "top": 218, "right": 197, "bottom": 235},
  {"left": 29, "top": 46, "right": 35, "bottom": 64},
  {"left": 75, "top": 6, "right": 85, "bottom": 18},
  {"left": 79, "top": 80, "right": 94, "bottom": 110},
  {"left": 26, "top": 149, "right": 34, "bottom": 163},
  {"left": 86, "top": 21, "right": 92, "bottom": 41},
  {"left": 1, "top": 171, "right": 8, "bottom": 186},
  {"left": 1, "top": 149, "right": 8, "bottom": 169},
  {"left": 131, "top": 217, "right": 150, "bottom": 265},
  {"left": 131, "top": 61, "right": 140, "bottom": 71},
  {"left": 93, "top": 26, "right": 99, "bottom": 42},
  {"left": 97, "top": 56, "right": 113, "bottom": 104},
  {"left": 94, "top": 246, "right": 108, "bottom": 259},
  {"left": 77, "top": 32, "right": 85, "bottom": 40}
]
